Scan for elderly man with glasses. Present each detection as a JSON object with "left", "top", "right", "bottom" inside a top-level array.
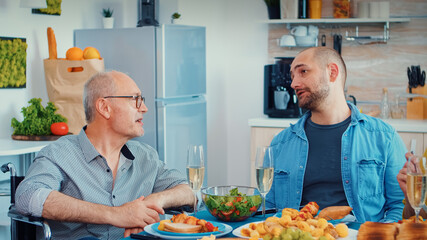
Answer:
[{"left": 15, "top": 71, "right": 195, "bottom": 239}]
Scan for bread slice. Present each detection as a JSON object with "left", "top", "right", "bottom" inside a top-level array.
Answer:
[
  {"left": 163, "top": 222, "right": 202, "bottom": 233},
  {"left": 317, "top": 206, "right": 353, "bottom": 220},
  {"left": 397, "top": 222, "right": 427, "bottom": 240},
  {"left": 357, "top": 221, "right": 398, "bottom": 240}
]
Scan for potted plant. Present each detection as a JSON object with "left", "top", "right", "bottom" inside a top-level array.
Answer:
[
  {"left": 171, "top": 12, "right": 181, "bottom": 24},
  {"left": 264, "top": 0, "right": 280, "bottom": 19},
  {"left": 102, "top": 8, "right": 114, "bottom": 29}
]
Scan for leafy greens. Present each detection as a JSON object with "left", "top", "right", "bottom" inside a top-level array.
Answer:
[{"left": 11, "top": 98, "right": 67, "bottom": 135}]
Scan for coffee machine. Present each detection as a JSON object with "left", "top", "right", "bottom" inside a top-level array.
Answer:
[{"left": 264, "top": 57, "right": 304, "bottom": 118}]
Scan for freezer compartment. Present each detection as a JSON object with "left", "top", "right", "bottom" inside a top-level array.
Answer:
[
  {"left": 74, "top": 27, "right": 158, "bottom": 149},
  {"left": 157, "top": 25, "right": 206, "bottom": 99},
  {"left": 156, "top": 96, "right": 207, "bottom": 183}
]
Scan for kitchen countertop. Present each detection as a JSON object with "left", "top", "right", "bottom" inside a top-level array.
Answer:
[{"left": 248, "top": 117, "right": 427, "bottom": 133}]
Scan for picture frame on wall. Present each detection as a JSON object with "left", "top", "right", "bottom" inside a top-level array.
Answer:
[
  {"left": 32, "top": 0, "right": 62, "bottom": 16},
  {"left": 0, "top": 37, "right": 27, "bottom": 89}
]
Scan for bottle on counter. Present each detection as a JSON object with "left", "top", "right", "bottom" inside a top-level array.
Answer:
[{"left": 380, "top": 88, "right": 391, "bottom": 119}]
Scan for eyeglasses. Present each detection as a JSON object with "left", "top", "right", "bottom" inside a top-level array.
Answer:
[{"left": 103, "top": 95, "right": 145, "bottom": 108}]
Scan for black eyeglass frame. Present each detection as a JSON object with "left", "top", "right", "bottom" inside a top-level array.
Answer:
[{"left": 103, "top": 95, "right": 145, "bottom": 108}]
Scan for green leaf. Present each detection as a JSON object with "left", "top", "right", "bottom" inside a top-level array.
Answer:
[{"left": 11, "top": 98, "right": 67, "bottom": 136}]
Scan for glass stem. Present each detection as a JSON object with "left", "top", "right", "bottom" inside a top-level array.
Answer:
[
  {"left": 415, "top": 208, "right": 420, "bottom": 223},
  {"left": 262, "top": 193, "right": 266, "bottom": 218},
  {"left": 193, "top": 190, "right": 198, "bottom": 217}
]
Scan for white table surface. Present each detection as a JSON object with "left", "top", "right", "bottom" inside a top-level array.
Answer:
[
  {"left": 248, "top": 117, "right": 427, "bottom": 133},
  {"left": 0, "top": 138, "right": 51, "bottom": 156}
]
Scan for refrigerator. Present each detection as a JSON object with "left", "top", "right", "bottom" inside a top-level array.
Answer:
[{"left": 74, "top": 25, "right": 207, "bottom": 181}]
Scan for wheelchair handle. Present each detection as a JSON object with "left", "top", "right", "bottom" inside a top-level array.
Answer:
[{"left": 1, "top": 162, "right": 16, "bottom": 177}]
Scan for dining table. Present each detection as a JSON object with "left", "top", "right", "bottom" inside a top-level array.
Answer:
[{"left": 122, "top": 209, "right": 362, "bottom": 239}]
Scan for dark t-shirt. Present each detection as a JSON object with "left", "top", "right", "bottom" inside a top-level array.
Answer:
[{"left": 301, "top": 116, "right": 351, "bottom": 209}]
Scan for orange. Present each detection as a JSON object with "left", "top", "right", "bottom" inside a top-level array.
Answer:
[
  {"left": 66, "top": 47, "right": 84, "bottom": 60},
  {"left": 83, "top": 47, "right": 101, "bottom": 59}
]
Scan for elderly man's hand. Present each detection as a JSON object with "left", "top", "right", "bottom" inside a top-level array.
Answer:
[
  {"left": 123, "top": 227, "right": 144, "bottom": 238},
  {"left": 112, "top": 196, "right": 164, "bottom": 229}
]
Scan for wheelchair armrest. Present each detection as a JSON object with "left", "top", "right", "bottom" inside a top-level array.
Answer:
[
  {"left": 8, "top": 206, "right": 45, "bottom": 227},
  {"left": 8, "top": 206, "right": 52, "bottom": 240}
]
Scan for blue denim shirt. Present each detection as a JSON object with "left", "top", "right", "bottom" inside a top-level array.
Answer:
[{"left": 266, "top": 103, "right": 406, "bottom": 223}]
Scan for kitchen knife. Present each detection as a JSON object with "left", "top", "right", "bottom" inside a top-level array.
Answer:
[{"left": 130, "top": 233, "right": 161, "bottom": 239}]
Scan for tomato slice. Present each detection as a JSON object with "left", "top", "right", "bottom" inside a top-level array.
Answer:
[
  {"left": 221, "top": 209, "right": 234, "bottom": 216},
  {"left": 205, "top": 222, "right": 215, "bottom": 232},
  {"left": 249, "top": 206, "right": 257, "bottom": 212}
]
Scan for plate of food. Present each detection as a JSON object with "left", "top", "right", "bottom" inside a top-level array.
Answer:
[
  {"left": 152, "top": 220, "right": 229, "bottom": 236},
  {"left": 232, "top": 222, "right": 358, "bottom": 240},
  {"left": 233, "top": 202, "right": 357, "bottom": 240},
  {"left": 143, "top": 213, "right": 232, "bottom": 240},
  {"left": 144, "top": 221, "right": 232, "bottom": 240}
]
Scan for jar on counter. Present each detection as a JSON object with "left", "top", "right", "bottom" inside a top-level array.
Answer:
[{"left": 333, "top": 0, "right": 350, "bottom": 18}]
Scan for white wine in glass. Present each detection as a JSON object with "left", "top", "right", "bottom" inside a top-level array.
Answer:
[
  {"left": 255, "top": 146, "right": 274, "bottom": 218},
  {"left": 406, "top": 156, "right": 427, "bottom": 223},
  {"left": 186, "top": 145, "right": 205, "bottom": 217}
]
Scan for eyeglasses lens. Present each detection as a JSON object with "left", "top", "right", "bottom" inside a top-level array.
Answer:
[{"left": 136, "top": 96, "right": 145, "bottom": 108}]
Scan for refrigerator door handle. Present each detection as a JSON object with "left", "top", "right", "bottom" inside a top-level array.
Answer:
[{"left": 156, "top": 96, "right": 206, "bottom": 107}]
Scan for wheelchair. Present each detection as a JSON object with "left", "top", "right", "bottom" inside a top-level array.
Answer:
[{"left": 1, "top": 162, "right": 51, "bottom": 240}]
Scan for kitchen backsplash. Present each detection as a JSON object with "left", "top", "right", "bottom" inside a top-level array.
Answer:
[{"left": 268, "top": 0, "right": 427, "bottom": 116}]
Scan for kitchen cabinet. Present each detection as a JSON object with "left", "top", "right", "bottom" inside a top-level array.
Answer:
[
  {"left": 248, "top": 117, "right": 427, "bottom": 186},
  {"left": 266, "top": 18, "right": 411, "bottom": 44}
]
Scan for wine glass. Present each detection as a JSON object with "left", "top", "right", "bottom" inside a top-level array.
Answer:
[
  {"left": 255, "top": 146, "right": 274, "bottom": 218},
  {"left": 186, "top": 144, "right": 205, "bottom": 217},
  {"left": 406, "top": 155, "right": 427, "bottom": 223}
]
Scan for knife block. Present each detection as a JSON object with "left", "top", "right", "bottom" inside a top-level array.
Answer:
[{"left": 407, "top": 85, "right": 427, "bottom": 119}]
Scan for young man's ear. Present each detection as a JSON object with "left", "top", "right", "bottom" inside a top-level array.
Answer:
[
  {"left": 96, "top": 98, "right": 111, "bottom": 120},
  {"left": 328, "top": 63, "right": 339, "bottom": 83}
]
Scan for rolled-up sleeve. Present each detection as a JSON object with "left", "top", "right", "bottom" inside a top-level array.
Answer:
[{"left": 15, "top": 155, "right": 64, "bottom": 217}]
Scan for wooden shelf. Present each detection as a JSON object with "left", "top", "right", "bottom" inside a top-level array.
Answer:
[{"left": 265, "top": 18, "right": 411, "bottom": 24}]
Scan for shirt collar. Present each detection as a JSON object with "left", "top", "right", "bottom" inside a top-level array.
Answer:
[
  {"left": 78, "top": 126, "right": 135, "bottom": 162},
  {"left": 290, "top": 102, "right": 366, "bottom": 135}
]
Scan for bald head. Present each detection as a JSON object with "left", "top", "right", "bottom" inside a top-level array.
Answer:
[
  {"left": 301, "top": 47, "right": 347, "bottom": 88},
  {"left": 83, "top": 71, "right": 117, "bottom": 123}
]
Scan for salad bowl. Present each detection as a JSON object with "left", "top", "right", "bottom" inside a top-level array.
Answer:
[{"left": 201, "top": 186, "right": 262, "bottom": 222}]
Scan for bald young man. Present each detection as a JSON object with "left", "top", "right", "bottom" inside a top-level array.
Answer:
[
  {"left": 265, "top": 47, "right": 407, "bottom": 223},
  {"left": 15, "top": 71, "right": 194, "bottom": 239}
]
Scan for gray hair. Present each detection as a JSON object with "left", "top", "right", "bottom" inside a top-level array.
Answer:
[{"left": 83, "top": 72, "right": 117, "bottom": 123}]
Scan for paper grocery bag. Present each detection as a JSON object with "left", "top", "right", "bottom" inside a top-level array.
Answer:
[{"left": 44, "top": 59, "right": 104, "bottom": 134}]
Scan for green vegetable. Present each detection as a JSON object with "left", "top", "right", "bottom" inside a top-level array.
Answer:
[
  {"left": 11, "top": 98, "right": 67, "bottom": 136},
  {"left": 204, "top": 187, "right": 262, "bottom": 221}
]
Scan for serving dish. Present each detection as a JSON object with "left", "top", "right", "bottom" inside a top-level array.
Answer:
[
  {"left": 232, "top": 222, "right": 358, "bottom": 240},
  {"left": 144, "top": 221, "right": 232, "bottom": 239},
  {"left": 201, "top": 186, "right": 262, "bottom": 222}
]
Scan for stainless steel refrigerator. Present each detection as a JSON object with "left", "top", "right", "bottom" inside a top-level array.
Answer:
[{"left": 74, "top": 25, "right": 207, "bottom": 179}]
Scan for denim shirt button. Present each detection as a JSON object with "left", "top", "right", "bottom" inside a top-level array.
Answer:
[
  {"left": 300, "top": 165, "right": 303, "bottom": 169},
  {"left": 297, "top": 191, "right": 300, "bottom": 194},
  {"left": 344, "top": 156, "right": 348, "bottom": 160},
  {"left": 345, "top": 180, "right": 349, "bottom": 184}
]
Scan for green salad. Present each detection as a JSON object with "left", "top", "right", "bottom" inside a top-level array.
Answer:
[{"left": 204, "top": 187, "right": 262, "bottom": 222}]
